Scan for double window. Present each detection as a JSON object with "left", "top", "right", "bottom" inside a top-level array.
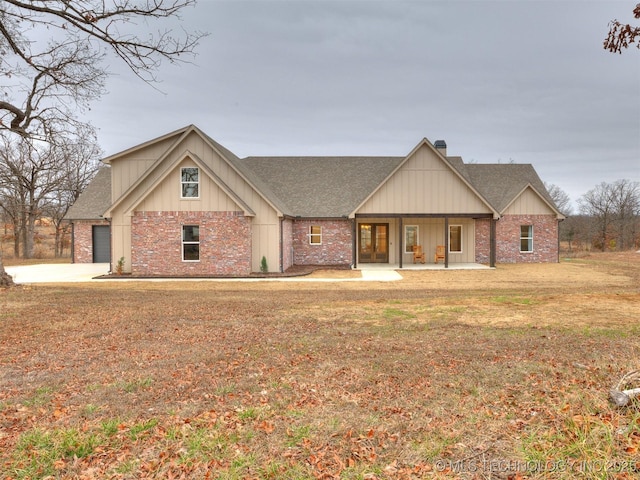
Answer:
[
  {"left": 182, "top": 225, "right": 200, "bottom": 261},
  {"left": 181, "top": 167, "right": 199, "bottom": 198},
  {"left": 520, "top": 225, "right": 533, "bottom": 252},
  {"left": 309, "top": 225, "right": 322, "bottom": 244}
]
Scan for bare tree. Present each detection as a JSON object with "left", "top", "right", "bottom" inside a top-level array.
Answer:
[
  {"left": 604, "top": 3, "right": 640, "bottom": 53},
  {"left": 0, "top": 134, "right": 86, "bottom": 259},
  {"left": 578, "top": 180, "right": 640, "bottom": 251},
  {"left": 42, "top": 130, "right": 102, "bottom": 257},
  {"left": 579, "top": 182, "right": 617, "bottom": 251},
  {"left": 0, "top": 0, "right": 204, "bottom": 140},
  {"left": 0, "top": 0, "right": 205, "bottom": 286},
  {"left": 610, "top": 179, "right": 640, "bottom": 250},
  {"left": 544, "top": 182, "right": 573, "bottom": 216}
]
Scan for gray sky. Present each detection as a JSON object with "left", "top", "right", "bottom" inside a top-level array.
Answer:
[{"left": 84, "top": 0, "right": 640, "bottom": 209}]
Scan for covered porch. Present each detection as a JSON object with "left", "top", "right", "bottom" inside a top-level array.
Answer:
[{"left": 353, "top": 213, "right": 496, "bottom": 269}]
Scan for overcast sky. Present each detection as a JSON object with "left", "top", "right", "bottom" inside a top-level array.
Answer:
[{"left": 84, "top": 0, "right": 640, "bottom": 209}]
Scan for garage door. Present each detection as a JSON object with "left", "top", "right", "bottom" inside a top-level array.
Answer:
[{"left": 92, "top": 225, "right": 111, "bottom": 263}]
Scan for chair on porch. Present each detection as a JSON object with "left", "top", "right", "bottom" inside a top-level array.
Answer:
[
  {"left": 434, "top": 245, "right": 445, "bottom": 264},
  {"left": 412, "top": 245, "right": 426, "bottom": 264}
]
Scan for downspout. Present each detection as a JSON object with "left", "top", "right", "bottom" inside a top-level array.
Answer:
[
  {"left": 490, "top": 217, "right": 497, "bottom": 268},
  {"left": 279, "top": 217, "right": 284, "bottom": 273},
  {"left": 106, "top": 217, "right": 113, "bottom": 275},
  {"left": 352, "top": 218, "right": 357, "bottom": 269},
  {"left": 444, "top": 216, "right": 449, "bottom": 268},
  {"left": 398, "top": 216, "right": 403, "bottom": 268},
  {"left": 557, "top": 217, "right": 564, "bottom": 263}
]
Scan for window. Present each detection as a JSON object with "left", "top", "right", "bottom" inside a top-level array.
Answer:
[
  {"left": 309, "top": 225, "right": 322, "bottom": 244},
  {"left": 182, "top": 225, "right": 200, "bottom": 261},
  {"left": 405, "top": 225, "right": 418, "bottom": 253},
  {"left": 449, "top": 225, "right": 462, "bottom": 253},
  {"left": 181, "top": 167, "right": 199, "bottom": 198},
  {"left": 520, "top": 225, "right": 533, "bottom": 252}
]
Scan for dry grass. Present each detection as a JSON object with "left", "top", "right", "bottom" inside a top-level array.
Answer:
[
  {"left": 1, "top": 224, "right": 71, "bottom": 266},
  {"left": 1, "top": 252, "right": 639, "bottom": 479}
]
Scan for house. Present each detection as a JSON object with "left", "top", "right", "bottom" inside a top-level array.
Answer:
[{"left": 65, "top": 125, "right": 565, "bottom": 276}]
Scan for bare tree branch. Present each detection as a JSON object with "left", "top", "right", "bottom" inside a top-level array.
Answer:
[
  {"left": 604, "top": 3, "right": 640, "bottom": 53},
  {"left": 0, "top": 0, "right": 206, "bottom": 140}
]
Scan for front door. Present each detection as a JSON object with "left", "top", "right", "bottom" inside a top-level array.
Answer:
[{"left": 358, "top": 223, "right": 389, "bottom": 263}]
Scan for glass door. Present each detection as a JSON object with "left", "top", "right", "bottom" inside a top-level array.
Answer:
[{"left": 358, "top": 223, "right": 389, "bottom": 263}]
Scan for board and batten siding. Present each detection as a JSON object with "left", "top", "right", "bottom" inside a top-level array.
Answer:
[
  {"left": 503, "top": 187, "right": 555, "bottom": 215},
  {"left": 396, "top": 217, "right": 476, "bottom": 264},
  {"left": 357, "top": 145, "right": 493, "bottom": 215},
  {"left": 108, "top": 130, "right": 281, "bottom": 274},
  {"left": 110, "top": 135, "right": 179, "bottom": 199},
  {"left": 136, "top": 159, "right": 242, "bottom": 212}
]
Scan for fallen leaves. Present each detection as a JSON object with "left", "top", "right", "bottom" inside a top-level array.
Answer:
[{"left": 2, "top": 255, "right": 640, "bottom": 477}]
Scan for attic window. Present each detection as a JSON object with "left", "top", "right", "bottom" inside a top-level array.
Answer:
[{"left": 181, "top": 167, "right": 199, "bottom": 198}]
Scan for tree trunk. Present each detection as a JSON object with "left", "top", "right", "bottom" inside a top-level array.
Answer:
[
  {"left": 20, "top": 209, "right": 28, "bottom": 258},
  {"left": 25, "top": 215, "right": 36, "bottom": 259},
  {"left": 13, "top": 226, "right": 20, "bottom": 258},
  {"left": 0, "top": 251, "right": 14, "bottom": 287},
  {"left": 55, "top": 226, "right": 62, "bottom": 257}
]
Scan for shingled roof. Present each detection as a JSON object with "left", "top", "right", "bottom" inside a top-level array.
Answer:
[
  {"left": 461, "top": 163, "right": 557, "bottom": 213},
  {"left": 65, "top": 130, "right": 561, "bottom": 221},
  {"left": 64, "top": 167, "right": 112, "bottom": 220},
  {"left": 240, "top": 156, "right": 403, "bottom": 217}
]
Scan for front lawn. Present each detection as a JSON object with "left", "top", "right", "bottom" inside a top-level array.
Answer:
[{"left": 1, "top": 252, "right": 639, "bottom": 479}]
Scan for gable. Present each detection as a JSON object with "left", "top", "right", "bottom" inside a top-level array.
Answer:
[
  {"left": 503, "top": 186, "right": 559, "bottom": 216},
  {"left": 135, "top": 158, "right": 249, "bottom": 213},
  {"left": 105, "top": 130, "right": 186, "bottom": 200},
  {"left": 463, "top": 164, "right": 564, "bottom": 218},
  {"left": 355, "top": 143, "right": 495, "bottom": 216},
  {"left": 105, "top": 127, "right": 279, "bottom": 219}
]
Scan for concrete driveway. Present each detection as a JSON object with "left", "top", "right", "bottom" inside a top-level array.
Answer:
[
  {"left": 4, "top": 263, "right": 402, "bottom": 283},
  {"left": 5, "top": 263, "right": 110, "bottom": 284}
]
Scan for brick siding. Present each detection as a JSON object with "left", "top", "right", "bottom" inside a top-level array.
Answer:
[
  {"left": 495, "top": 214, "right": 559, "bottom": 263},
  {"left": 72, "top": 220, "right": 110, "bottom": 263},
  {"left": 474, "top": 218, "right": 491, "bottom": 264},
  {"left": 292, "top": 219, "right": 353, "bottom": 266},
  {"left": 131, "top": 211, "right": 251, "bottom": 276}
]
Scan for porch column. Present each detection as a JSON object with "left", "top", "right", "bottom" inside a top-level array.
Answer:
[
  {"left": 444, "top": 216, "right": 449, "bottom": 269},
  {"left": 398, "top": 217, "right": 403, "bottom": 268},
  {"left": 490, "top": 218, "right": 497, "bottom": 268}
]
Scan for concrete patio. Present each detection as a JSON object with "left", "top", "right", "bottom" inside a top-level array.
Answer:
[{"left": 356, "top": 262, "right": 493, "bottom": 271}]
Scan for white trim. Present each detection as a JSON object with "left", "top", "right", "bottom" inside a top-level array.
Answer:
[
  {"left": 182, "top": 224, "right": 200, "bottom": 262},
  {"left": 404, "top": 225, "right": 418, "bottom": 253},
  {"left": 520, "top": 225, "right": 533, "bottom": 253},
  {"left": 180, "top": 167, "right": 200, "bottom": 199}
]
